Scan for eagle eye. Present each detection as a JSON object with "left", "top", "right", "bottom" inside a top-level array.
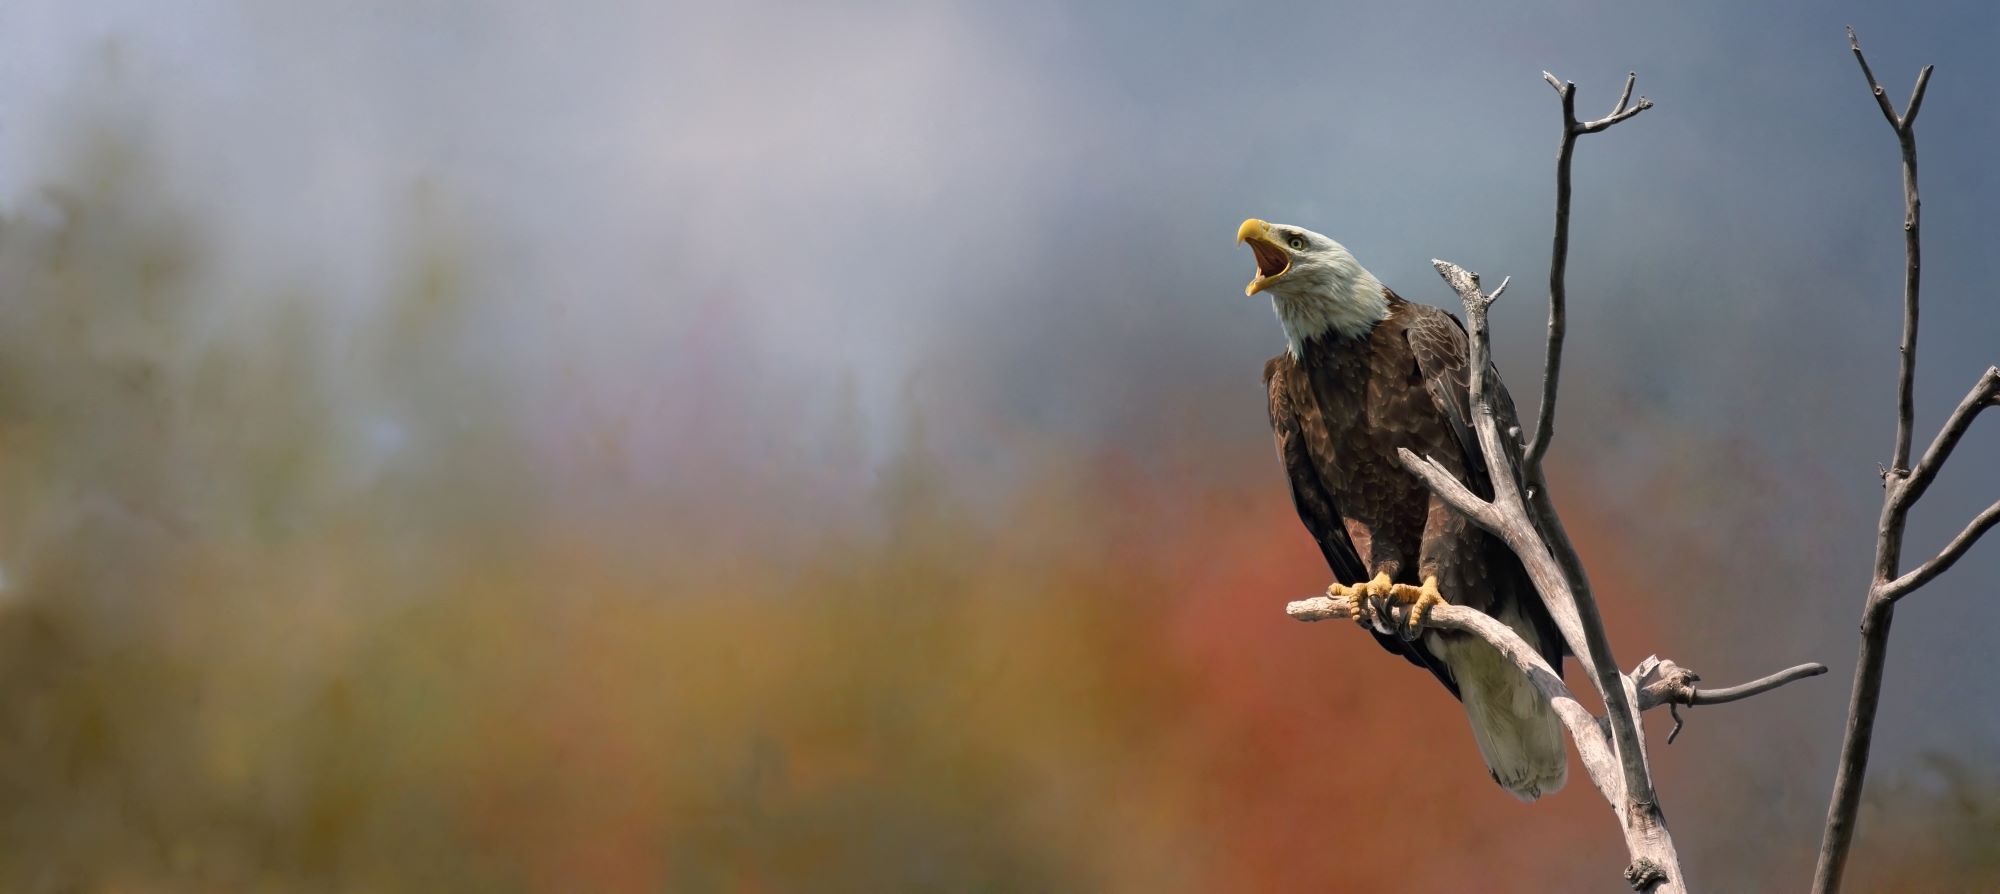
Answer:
[{"left": 1286, "top": 235, "right": 1306, "bottom": 250}]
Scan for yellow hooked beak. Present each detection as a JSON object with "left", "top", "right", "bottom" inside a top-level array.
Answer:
[{"left": 1237, "top": 218, "right": 1291, "bottom": 296}]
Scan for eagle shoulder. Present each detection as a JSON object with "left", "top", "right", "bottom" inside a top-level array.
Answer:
[{"left": 1261, "top": 353, "right": 1289, "bottom": 387}]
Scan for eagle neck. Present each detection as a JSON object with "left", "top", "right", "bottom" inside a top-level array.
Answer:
[{"left": 1276, "top": 274, "right": 1391, "bottom": 359}]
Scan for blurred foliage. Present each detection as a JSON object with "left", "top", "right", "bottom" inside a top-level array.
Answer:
[
  {"left": 0, "top": 103, "right": 1993, "bottom": 894},
  {"left": 0, "top": 117, "right": 1205, "bottom": 893},
  {"left": 0, "top": 116, "right": 532, "bottom": 892}
]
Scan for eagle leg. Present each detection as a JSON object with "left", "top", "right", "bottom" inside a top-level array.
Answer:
[
  {"left": 1377, "top": 576, "right": 1444, "bottom": 641},
  {"left": 1327, "top": 572, "right": 1397, "bottom": 632}
]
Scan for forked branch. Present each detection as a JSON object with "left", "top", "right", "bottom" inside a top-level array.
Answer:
[
  {"left": 1526, "top": 71, "right": 1653, "bottom": 474},
  {"left": 1843, "top": 24, "right": 1934, "bottom": 477},
  {"left": 1817, "top": 28, "right": 1994, "bottom": 894}
]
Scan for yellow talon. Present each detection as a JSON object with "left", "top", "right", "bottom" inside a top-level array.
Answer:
[
  {"left": 1328, "top": 572, "right": 1395, "bottom": 629},
  {"left": 1388, "top": 576, "right": 1446, "bottom": 638},
  {"left": 1325, "top": 581, "right": 1364, "bottom": 624}
]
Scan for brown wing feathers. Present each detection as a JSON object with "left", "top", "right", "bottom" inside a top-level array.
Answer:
[
  {"left": 1265, "top": 353, "right": 1462, "bottom": 695},
  {"left": 1399, "top": 298, "right": 1567, "bottom": 672}
]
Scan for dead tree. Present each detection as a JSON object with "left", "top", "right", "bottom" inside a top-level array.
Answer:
[
  {"left": 1813, "top": 28, "right": 2000, "bottom": 894},
  {"left": 1285, "top": 70, "right": 1830, "bottom": 893}
]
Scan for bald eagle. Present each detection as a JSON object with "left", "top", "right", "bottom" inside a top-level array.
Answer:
[{"left": 1239, "top": 218, "right": 1567, "bottom": 801}]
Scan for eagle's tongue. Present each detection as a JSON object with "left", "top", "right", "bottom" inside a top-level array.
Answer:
[{"left": 1253, "top": 241, "right": 1288, "bottom": 277}]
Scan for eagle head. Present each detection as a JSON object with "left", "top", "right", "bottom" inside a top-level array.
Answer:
[{"left": 1237, "top": 218, "right": 1389, "bottom": 353}]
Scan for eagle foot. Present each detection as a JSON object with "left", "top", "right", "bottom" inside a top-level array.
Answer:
[
  {"left": 1327, "top": 572, "right": 1395, "bottom": 632},
  {"left": 1376, "top": 576, "right": 1444, "bottom": 641}
]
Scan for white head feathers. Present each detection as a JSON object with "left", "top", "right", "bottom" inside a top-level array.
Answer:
[{"left": 1237, "top": 219, "right": 1389, "bottom": 356}]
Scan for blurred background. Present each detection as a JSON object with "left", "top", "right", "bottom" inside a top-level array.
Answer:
[{"left": 0, "top": 1, "right": 1995, "bottom": 891}]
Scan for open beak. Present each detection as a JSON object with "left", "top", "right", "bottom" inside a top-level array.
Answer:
[{"left": 1236, "top": 218, "right": 1291, "bottom": 296}]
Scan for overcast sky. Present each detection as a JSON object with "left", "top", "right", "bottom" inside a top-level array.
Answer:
[
  {"left": 1, "top": 0, "right": 1996, "bottom": 820},
  {"left": 2, "top": 1, "right": 1992, "bottom": 442}
]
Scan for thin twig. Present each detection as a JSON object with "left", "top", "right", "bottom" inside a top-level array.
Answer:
[
  {"left": 1847, "top": 26, "right": 1899, "bottom": 127},
  {"left": 1612, "top": 71, "right": 1636, "bottom": 116},
  {"left": 1895, "top": 367, "right": 2000, "bottom": 510},
  {"left": 1580, "top": 97, "right": 1654, "bottom": 134},
  {"left": 1631, "top": 657, "right": 1828, "bottom": 711},
  {"left": 1689, "top": 663, "right": 1829, "bottom": 705},
  {"left": 1883, "top": 498, "right": 2000, "bottom": 601}
]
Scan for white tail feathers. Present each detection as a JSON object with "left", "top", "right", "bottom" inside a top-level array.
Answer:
[{"left": 1435, "top": 629, "right": 1568, "bottom": 802}]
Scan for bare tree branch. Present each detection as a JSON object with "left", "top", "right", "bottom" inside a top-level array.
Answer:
[
  {"left": 1290, "top": 594, "right": 1820, "bottom": 892},
  {"left": 1631, "top": 656, "right": 1829, "bottom": 711},
  {"left": 1429, "top": 252, "right": 1668, "bottom": 800},
  {"left": 1408, "top": 268, "right": 1586, "bottom": 667},
  {"left": 1289, "top": 596, "right": 1630, "bottom": 802},
  {"left": 1902, "top": 66, "right": 1934, "bottom": 126},
  {"left": 1818, "top": 595, "right": 1893, "bottom": 894},
  {"left": 1397, "top": 449, "right": 1509, "bottom": 531},
  {"left": 1401, "top": 260, "right": 1685, "bottom": 892},
  {"left": 1847, "top": 26, "right": 1899, "bottom": 128},
  {"left": 1844, "top": 25, "right": 1934, "bottom": 477},
  {"left": 1612, "top": 71, "right": 1636, "bottom": 117},
  {"left": 1883, "top": 498, "right": 2000, "bottom": 601},
  {"left": 1525, "top": 72, "right": 1652, "bottom": 473},
  {"left": 1580, "top": 97, "right": 1655, "bottom": 133},
  {"left": 1817, "top": 28, "right": 1978, "bottom": 894},
  {"left": 1895, "top": 366, "right": 2000, "bottom": 510},
  {"left": 1688, "top": 664, "right": 1830, "bottom": 705}
]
